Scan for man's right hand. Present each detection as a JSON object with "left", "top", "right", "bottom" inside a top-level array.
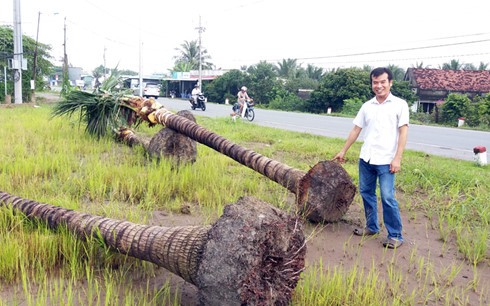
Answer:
[{"left": 332, "top": 152, "right": 346, "bottom": 163}]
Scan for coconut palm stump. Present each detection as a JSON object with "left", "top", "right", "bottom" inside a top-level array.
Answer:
[
  {"left": 116, "top": 110, "right": 198, "bottom": 164},
  {"left": 125, "top": 99, "right": 356, "bottom": 223},
  {"left": 0, "top": 191, "right": 306, "bottom": 306}
]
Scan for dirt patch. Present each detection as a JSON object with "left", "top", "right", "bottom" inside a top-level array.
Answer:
[
  {"left": 308, "top": 203, "right": 489, "bottom": 304},
  {"left": 36, "top": 91, "right": 62, "bottom": 103},
  {"left": 145, "top": 198, "right": 490, "bottom": 305}
]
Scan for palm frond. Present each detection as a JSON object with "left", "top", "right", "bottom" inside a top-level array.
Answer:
[
  {"left": 51, "top": 68, "right": 145, "bottom": 139},
  {"left": 51, "top": 91, "right": 120, "bottom": 139}
]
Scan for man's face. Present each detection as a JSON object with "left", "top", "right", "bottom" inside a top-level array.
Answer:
[{"left": 371, "top": 73, "right": 392, "bottom": 100}]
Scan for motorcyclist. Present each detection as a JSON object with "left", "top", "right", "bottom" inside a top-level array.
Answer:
[
  {"left": 191, "top": 84, "right": 201, "bottom": 106},
  {"left": 237, "top": 86, "right": 250, "bottom": 118}
]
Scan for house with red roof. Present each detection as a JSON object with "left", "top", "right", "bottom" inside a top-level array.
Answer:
[{"left": 404, "top": 68, "right": 490, "bottom": 113}]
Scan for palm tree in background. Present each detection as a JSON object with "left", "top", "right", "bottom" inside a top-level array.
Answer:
[
  {"left": 305, "top": 64, "right": 324, "bottom": 80},
  {"left": 387, "top": 64, "right": 405, "bottom": 81},
  {"left": 412, "top": 62, "right": 431, "bottom": 69},
  {"left": 477, "top": 62, "right": 489, "bottom": 70},
  {"left": 172, "top": 40, "right": 213, "bottom": 72},
  {"left": 276, "top": 58, "right": 300, "bottom": 79},
  {"left": 361, "top": 65, "right": 373, "bottom": 73},
  {"left": 441, "top": 59, "right": 463, "bottom": 70},
  {"left": 441, "top": 60, "right": 489, "bottom": 71},
  {"left": 171, "top": 61, "right": 194, "bottom": 73},
  {"left": 463, "top": 63, "right": 477, "bottom": 70},
  {"left": 92, "top": 65, "right": 106, "bottom": 88}
]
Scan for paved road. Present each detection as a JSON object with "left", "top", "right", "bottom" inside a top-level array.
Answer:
[{"left": 159, "top": 97, "right": 490, "bottom": 162}]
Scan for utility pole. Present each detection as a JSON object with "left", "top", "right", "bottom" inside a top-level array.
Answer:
[
  {"left": 138, "top": 29, "right": 143, "bottom": 97},
  {"left": 62, "top": 16, "right": 69, "bottom": 92},
  {"left": 137, "top": 15, "right": 143, "bottom": 97},
  {"left": 195, "top": 16, "right": 205, "bottom": 88},
  {"left": 3, "top": 66, "right": 7, "bottom": 99},
  {"left": 31, "top": 11, "right": 41, "bottom": 103},
  {"left": 13, "top": 0, "right": 24, "bottom": 104},
  {"left": 31, "top": 11, "right": 57, "bottom": 99}
]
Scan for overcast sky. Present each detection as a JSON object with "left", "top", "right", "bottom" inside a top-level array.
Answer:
[{"left": 2, "top": 0, "right": 490, "bottom": 75}]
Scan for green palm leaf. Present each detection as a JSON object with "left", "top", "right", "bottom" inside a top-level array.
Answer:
[{"left": 51, "top": 69, "right": 141, "bottom": 139}]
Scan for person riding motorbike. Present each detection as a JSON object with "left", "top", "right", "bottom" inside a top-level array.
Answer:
[
  {"left": 191, "top": 84, "right": 201, "bottom": 106},
  {"left": 237, "top": 86, "right": 250, "bottom": 118}
]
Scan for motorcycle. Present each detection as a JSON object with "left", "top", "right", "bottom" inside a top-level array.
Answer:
[
  {"left": 232, "top": 99, "right": 255, "bottom": 121},
  {"left": 190, "top": 93, "right": 206, "bottom": 111}
]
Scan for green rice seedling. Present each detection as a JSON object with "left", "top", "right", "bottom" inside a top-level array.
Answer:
[
  {"left": 442, "top": 262, "right": 464, "bottom": 287},
  {"left": 407, "top": 247, "right": 418, "bottom": 273},
  {"left": 293, "top": 260, "right": 388, "bottom": 305},
  {"left": 103, "top": 273, "right": 119, "bottom": 306},
  {"left": 474, "top": 193, "right": 490, "bottom": 226},
  {"left": 415, "top": 255, "right": 426, "bottom": 281},
  {"left": 84, "top": 264, "right": 95, "bottom": 305},
  {"left": 386, "top": 256, "right": 404, "bottom": 299},
  {"left": 438, "top": 210, "right": 457, "bottom": 243},
  {"left": 19, "top": 260, "right": 34, "bottom": 306},
  {"left": 0, "top": 232, "right": 21, "bottom": 283},
  {"left": 455, "top": 226, "right": 488, "bottom": 266},
  {"left": 468, "top": 265, "right": 481, "bottom": 292},
  {"left": 149, "top": 279, "right": 181, "bottom": 306},
  {"left": 342, "top": 234, "right": 356, "bottom": 259}
]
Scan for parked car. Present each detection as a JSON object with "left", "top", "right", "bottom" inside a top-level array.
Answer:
[
  {"left": 134, "top": 83, "right": 161, "bottom": 98},
  {"left": 143, "top": 83, "right": 161, "bottom": 98}
]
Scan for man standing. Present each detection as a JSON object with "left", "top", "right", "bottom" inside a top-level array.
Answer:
[{"left": 333, "top": 67, "right": 409, "bottom": 249}]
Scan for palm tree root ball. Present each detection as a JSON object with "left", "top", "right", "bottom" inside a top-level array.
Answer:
[
  {"left": 0, "top": 192, "right": 306, "bottom": 306},
  {"left": 196, "top": 196, "right": 306, "bottom": 305},
  {"left": 115, "top": 110, "right": 198, "bottom": 164}
]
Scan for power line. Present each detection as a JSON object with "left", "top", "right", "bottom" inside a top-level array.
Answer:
[
  {"left": 307, "top": 51, "right": 490, "bottom": 68},
  {"left": 273, "top": 38, "right": 490, "bottom": 62}
]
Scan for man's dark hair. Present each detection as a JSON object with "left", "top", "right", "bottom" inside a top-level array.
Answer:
[{"left": 370, "top": 67, "right": 393, "bottom": 82}]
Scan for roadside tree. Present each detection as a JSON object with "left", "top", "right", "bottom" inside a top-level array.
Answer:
[
  {"left": 307, "top": 68, "right": 371, "bottom": 113},
  {"left": 204, "top": 69, "right": 250, "bottom": 104},
  {"left": 0, "top": 25, "right": 53, "bottom": 102},
  {"left": 440, "top": 93, "right": 471, "bottom": 125},
  {"left": 247, "top": 61, "right": 280, "bottom": 105}
]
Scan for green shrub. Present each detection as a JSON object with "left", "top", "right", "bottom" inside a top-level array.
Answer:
[
  {"left": 268, "top": 93, "right": 305, "bottom": 112},
  {"left": 341, "top": 98, "right": 363, "bottom": 116}
]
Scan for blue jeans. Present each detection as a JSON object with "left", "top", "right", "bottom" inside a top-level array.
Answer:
[{"left": 359, "top": 159, "right": 403, "bottom": 241}]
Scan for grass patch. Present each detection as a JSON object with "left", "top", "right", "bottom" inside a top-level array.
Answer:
[{"left": 0, "top": 104, "right": 488, "bottom": 305}]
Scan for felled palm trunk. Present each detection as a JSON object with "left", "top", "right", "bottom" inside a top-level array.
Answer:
[
  {"left": 124, "top": 98, "right": 356, "bottom": 223},
  {"left": 0, "top": 191, "right": 305, "bottom": 306},
  {"left": 115, "top": 127, "right": 151, "bottom": 149}
]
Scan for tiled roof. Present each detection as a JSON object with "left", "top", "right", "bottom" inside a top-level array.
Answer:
[{"left": 407, "top": 68, "right": 490, "bottom": 92}]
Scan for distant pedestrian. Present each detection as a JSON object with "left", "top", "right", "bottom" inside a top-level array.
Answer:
[{"left": 333, "top": 67, "right": 409, "bottom": 249}]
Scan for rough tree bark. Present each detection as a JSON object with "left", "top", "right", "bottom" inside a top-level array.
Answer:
[
  {"left": 0, "top": 191, "right": 306, "bottom": 306},
  {"left": 123, "top": 99, "right": 356, "bottom": 223},
  {"left": 115, "top": 127, "right": 151, "bottom": 149},
  {"left": 115, "top": 110, "right": 198, "bottom": 164}
]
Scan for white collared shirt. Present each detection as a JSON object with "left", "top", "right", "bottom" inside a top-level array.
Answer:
[{"left": 353, "top": 93, "right": 409, "bottom": 165}]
